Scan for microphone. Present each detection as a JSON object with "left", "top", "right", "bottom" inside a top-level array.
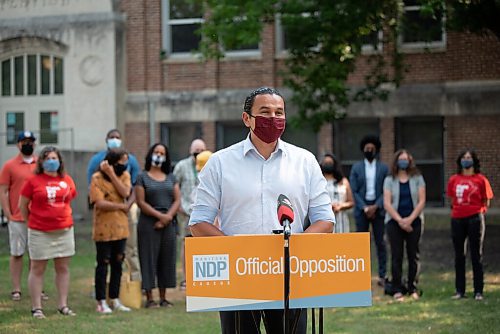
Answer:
[{"left": 277, "top": 194, "right": 294, "bottom": 236}]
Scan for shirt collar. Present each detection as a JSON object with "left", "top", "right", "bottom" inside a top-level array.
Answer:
[
  {"left": 16, "top": 154, "right": 37, "bottom": 164},
  {"left": 364, "top": 158, "right": 376, "bottom": 166},
  {"left": 242, "top": 134, "right": 287, "bottom": 158}
]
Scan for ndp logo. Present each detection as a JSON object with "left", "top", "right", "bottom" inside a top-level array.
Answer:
[{"left": 193, "top": 254, "right": 230, "bottom": 281}]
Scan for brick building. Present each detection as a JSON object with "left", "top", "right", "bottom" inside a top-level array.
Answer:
[
  {"left": 0, "top": 1, "right": 499, "bottom": 215},
  {"left": 121, "top": 1, "right": 500, "bottom": 208}
]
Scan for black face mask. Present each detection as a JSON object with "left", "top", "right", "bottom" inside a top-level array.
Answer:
[
  {"left": 113, "top": 163, "right": 128, "bottom": 176},
  {"left": 21, "top": 143, "right": 34, "bottom": 156},
  {"left": 321, "top": 163, "right": 335, "bottom": 175},
  {"left": 364, "top": 150, "right": 376, "bottom": 162}
]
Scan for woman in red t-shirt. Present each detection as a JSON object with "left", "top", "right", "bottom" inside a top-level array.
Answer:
[
  {"left": 446, "top": 149, "right": 487, "bottom": 301},
  {"left": 19, "top": 146, "right": 77, "bottom": 318}
]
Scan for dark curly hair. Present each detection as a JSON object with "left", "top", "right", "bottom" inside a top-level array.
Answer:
[
  {"left": 144, "top": 143, "right": 171, "bottom": 174},
  {"left": 456, "top": 149, "right": 481, "bottom": 174},
  {"left": 243, "top": 87, "right": 285, "bottom": 115},
  {"left": 359, "top": 135, "right": 381, "bottom": 152}
]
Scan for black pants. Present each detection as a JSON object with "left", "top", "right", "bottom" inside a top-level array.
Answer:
[
  {"left": 355, "top": 206, "right": 387, "bottom": 279},
  {"left": 220, "top": 309, "right": 307, "bottom": 334},
  {"left": 386, "top": 219, "right": 421, "bottom": 294},
  {"left": 451, "top": 214, "right": 485, "bottom": 295},
  {"left": 95, "top": 239, "right": 127, "bottom": 301}
]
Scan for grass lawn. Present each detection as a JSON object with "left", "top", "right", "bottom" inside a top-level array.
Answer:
[{"left": 0, "top": 214, "right": 499, "bottom": 333}]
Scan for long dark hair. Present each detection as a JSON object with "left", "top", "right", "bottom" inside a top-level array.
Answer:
[
  {"left": 390, "top": 149, "right": 420, "bottom": 177},
  {"left": 456, "top": 149, "right": 481, "bottom": 174},
  {"left": 144, "top": 143, "right": 171, "bottom": 174},
  {"left": 320, "top": 153, "right": 344, "bottom": 182},
  {"left": 35, "top": 146, "right": 65, "bottom": 177}
]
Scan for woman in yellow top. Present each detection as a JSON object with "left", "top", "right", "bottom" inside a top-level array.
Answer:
[{"left": 89, "top": 149, "right": 133, "bottom": 314}]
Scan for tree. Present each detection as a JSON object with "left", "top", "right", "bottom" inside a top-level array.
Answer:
[{"left": 196, "top": 1, "right": 499, "bottom": 131}]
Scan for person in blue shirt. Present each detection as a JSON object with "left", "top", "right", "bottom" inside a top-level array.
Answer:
[{"left": 86, "top": 128, "right": 142, "bottom": 281}]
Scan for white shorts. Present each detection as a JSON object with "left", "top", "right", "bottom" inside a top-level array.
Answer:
[
  {"left": 28, "top": 227, "right": 75, "bottom": 260},
  {"left": 8, "top": 221, "right": 28, "bottom": 256}
]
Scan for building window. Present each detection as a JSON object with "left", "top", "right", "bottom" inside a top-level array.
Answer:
[
  {"left": 281, "top": 127, "right": 318, "bottom": 157},
  {"left": 40, "top": 111, "right": 59, "bottom": 144},
  {"left": 162, "top": 0, "right": 204, "bottom": 57},
  {"left": 401, "top": 0, "right": 445, "bottom": 49},
  {"left": 160, "top": 122, "right": 202, "bottom": 163},
  {"left": 216, "top": 122, "right": 247, "bottom": 150},
  {"left": 276, "top": 15, "right": 382, "bottom": 56},
  {"left": 6, "top": 112, "right": 24, "bottom": 145},
  {"left": 395, "top": 117, "right": 444, "bottom": 206},
  {"left": 0, "top": 54, "right": 64, "bottom": 96},
  {"left": 334, "top": 118, "right": 380, "bottom": 177}
]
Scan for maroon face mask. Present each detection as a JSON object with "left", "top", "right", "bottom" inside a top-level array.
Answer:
[{"left": 250, "top": 115, "right": 286, "bottom": 144}]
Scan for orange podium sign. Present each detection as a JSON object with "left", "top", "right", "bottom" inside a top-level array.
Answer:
[{"left": 185, "top": 233, "right": 372, "bottom": 312}]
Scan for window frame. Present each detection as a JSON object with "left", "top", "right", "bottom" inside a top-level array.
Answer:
[
  {"left": 399, "top": 3, "right": 446, "bottom": 52},
  {"left": 1, "top": 53, "right": 64, "bottom": 97}
]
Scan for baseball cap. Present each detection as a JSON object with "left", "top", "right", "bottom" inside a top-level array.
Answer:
[{"left": 17, "top": 131, "right": 36, "bottom": 142}]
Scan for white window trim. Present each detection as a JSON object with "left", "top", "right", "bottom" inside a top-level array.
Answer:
[
  {"left": 399, "top": 4, "right": 446, "bottom": 52},
  {"left": 161, "top": 0, "right": 203, "bottom": 60}
]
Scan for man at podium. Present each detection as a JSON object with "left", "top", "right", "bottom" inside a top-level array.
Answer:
[{"left": 189, "top": 87, "right": 336, "bottom": 333}]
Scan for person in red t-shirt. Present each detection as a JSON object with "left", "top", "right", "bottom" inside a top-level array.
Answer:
[
  {"left": 19, "top": 146, "right": 77, "bottom": 318},
  {"left": 0, "top": 131, "right": 37, "bottom": 301},
  {"left": 447, "top": 149, "right": 487, "bottom": 301}
]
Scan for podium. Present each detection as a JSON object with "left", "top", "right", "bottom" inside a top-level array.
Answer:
[{"left": 185, "top": 233, "right": 372, "bottom": 314}]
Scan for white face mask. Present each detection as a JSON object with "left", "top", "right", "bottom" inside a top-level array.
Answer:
[
  {"left": 107, "top": 138, "right": 122, "bottom": 149},
  {"left": 151, "top": 154, "right": 166, "bottom": 167}
]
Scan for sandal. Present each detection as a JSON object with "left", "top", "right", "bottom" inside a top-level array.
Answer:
[
  {"left": 159, "top": 299, "right": 174, "bottom": 308},
  {"left": 179, "top": 280, "right": 186, "bottom": 291},
  {"left": 41, "top": 291, "right": 49, "bottom": 301},
  {"left": 11, "top": 291, "right": 21, "bottom": 301},
  {"left": 31, "top": 308, "right": 46, "bottom": 319},
  {"left": 58, "top": 306, "right": 76, "bottom": 316},
  {"left": 145, "top": 300, "right": 159, "bottom": 308},
  {"left": 393, "top": 292, "right": 405, "bottom": 301}
]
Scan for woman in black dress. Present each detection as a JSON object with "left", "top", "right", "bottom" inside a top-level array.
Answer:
[{"left": 135, "top": 143, "right": 181, "bottom": 307}]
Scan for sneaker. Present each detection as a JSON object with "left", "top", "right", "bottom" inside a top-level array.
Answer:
[
  {"left": 112, "top": 299, "right": 131, "bottom": 312},
  {"left": 451, "top": 292, "right": 466, "bottom": 300},
  {"left": 96, "top": 300, "right": 113, "bottom": 314},
  {"left": 474, "top": 293, "right": 484, "bottom": 301}
]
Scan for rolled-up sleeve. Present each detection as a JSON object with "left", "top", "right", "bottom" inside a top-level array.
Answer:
[{"left": 189, "top": 157, "right": 220, "bottom": 226}]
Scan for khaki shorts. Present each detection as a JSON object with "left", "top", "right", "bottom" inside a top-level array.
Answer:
[
  {"left": 28, "top": 227, "right": 75, "bottom": 260},
  {"left": 8, "top": 221, "right": 28, "bottom": 256}
]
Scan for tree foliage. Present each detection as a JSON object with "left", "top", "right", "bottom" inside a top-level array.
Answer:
[{"left": 195, "top": 0, "right": 498, "bottom": 131}]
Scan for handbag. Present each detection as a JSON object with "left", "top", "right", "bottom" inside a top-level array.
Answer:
[{"left": 119, "top": 259, "right": 143, "bottom": 309}]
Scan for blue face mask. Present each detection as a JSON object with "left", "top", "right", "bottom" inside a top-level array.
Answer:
[
  {"left": 43, "top": 159, "right": 60, "bottom": 172},
  {"left": 397, "top": 160, "right": 409, "bottom": 170},
  {"left": 107, "top": 138, "right": 122, "bottom": 149},
  {"left": 461, "top": 159, "right": 474, "bottom": 169}
]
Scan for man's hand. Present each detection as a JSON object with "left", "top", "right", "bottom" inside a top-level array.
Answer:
[{"left": 364, "top": 205, "right": 377, "bottom": 219}]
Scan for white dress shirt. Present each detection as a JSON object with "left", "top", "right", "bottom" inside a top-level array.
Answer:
[
  {"left": 364, "top": 159, "right": 377, "bottom": 201},
  {"left": 189, "top": 136, "right": 335, "bottom": 235}
]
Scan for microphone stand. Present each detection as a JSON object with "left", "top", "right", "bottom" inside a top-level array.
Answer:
[{"left": 283, "top": 220, "right": 291, "bottom": 334}]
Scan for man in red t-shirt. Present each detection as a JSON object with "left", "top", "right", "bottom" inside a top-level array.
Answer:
[{"left": 0, "top": 131, "right": 37, "bottom": 301}]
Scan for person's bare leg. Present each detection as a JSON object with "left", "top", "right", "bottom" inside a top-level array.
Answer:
[
  {"left": 54, "top": 257, "right": 71, "bottom": 308},
  {"left": 10, "top": 255, "right": 23, "bottom": 294},
  {"left": 28, "top": 259, "right": 48, "bottom": 310}
]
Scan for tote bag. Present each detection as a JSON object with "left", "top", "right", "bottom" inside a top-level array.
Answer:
[{"left": 119, "top": 259, "right": 143, "bottom": 309}]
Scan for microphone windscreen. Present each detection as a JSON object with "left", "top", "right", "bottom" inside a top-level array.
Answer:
[{"left": 277, "top": 194, "right": 294, "bottom": 225}]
